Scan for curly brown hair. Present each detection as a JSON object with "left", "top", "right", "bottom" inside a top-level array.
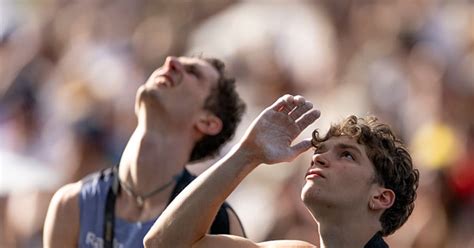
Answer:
[
  {"left": 311, "top": 115, "right": 419, "bottom": 236},
  {"left": 188, "top": 57, "right": 246, "bottom": 162}
]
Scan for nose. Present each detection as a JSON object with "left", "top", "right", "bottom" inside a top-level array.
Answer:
[
  {"left": 164, "top": 56, "right": 181, "bottom": 71},
  {"left": 311, "top": 153, "right": 329, "bottom": 168}
]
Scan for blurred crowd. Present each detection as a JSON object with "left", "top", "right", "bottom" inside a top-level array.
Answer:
[{"left": 1, "top": 0, "right": 473, "bottom": 247}]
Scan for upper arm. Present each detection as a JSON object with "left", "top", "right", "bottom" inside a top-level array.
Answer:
[
  {"left": 43, "top": 182, "right": 81, "bottom": 248},
  {"left": 194, "top": 235, "right": 317, "bottom": 248},
  {"left": 226, "top": 206, "right": 246, "bottom": 237},
  {"left": 193, "top": 234, "right": 259, "bottom": 248},
  {"left": 259, "top": 240, "right": 317, "bottom": 247}
]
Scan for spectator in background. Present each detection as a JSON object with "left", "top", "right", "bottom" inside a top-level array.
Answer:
[{"left": 43, "top": 56, "right": 246, "bottom": 247}]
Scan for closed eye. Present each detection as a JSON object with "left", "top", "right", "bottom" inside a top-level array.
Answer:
[{"left": 184, "top": 64, "right": 201, "bottom": 78}]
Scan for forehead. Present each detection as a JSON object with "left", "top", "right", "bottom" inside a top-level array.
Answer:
[{"left": 321, "top": 136, "right": 367, "bottom": 154}]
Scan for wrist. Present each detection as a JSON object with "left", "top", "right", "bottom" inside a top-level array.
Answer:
[{"left": 229, "top": 141, "right": 261, "bottom": 170}]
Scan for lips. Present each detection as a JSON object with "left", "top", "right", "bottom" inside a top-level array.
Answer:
[{"left": 305, "top": 169, "right": 325, "bottom": 179}]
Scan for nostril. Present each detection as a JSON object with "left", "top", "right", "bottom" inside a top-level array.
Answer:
[
  {"left": 169, "top": 59, "right": 181, "bottom": 72},
  {"left": 169, "top": 62, "right": 176, "bottom": 71},
  {"left": 165, "top": 56, "right": 178, "bottom": 71}
]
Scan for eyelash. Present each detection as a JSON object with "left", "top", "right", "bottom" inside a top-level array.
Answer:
[
  {"left": 185, "top": 65, "right": 199, "bottom": 78},
  {"left": 341, "top": 151, "right": 355, "bottom": 160},
  {"left": 312, "top": 147, "right": 356, "bottom": 161}
]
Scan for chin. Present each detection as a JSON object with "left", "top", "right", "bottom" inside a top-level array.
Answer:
[
  {"left": 137, "top": 84, "right": 160, "bottom": 100},
  {"left": 301, "top": 181, "right": 322, "bottom": 205},
  {"left": 135, "top": 85, "right": 163, "bottom": 111},
  {"left": 136, "top": 84, "right": 146, "bottom": 99}
]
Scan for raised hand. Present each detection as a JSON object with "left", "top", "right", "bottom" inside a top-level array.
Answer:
[{"left": 239, "top": 94, "right": 320, "bottom": 165}]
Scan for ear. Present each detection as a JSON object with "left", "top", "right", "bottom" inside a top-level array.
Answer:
[
  {"left": 195, "top": 113, "right": 223, "bottom": 136},
  {"left": 370, "top": 188, "right": 395, "bottom": 211}
]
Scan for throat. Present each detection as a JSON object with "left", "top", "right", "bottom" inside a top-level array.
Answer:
[{"left": 126, "top": 125, "right": 194, "bottom": 169}]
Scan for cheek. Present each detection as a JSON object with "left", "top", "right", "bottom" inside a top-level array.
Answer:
[
  {"left": 181, "top": 84, "right": 208, "bottom": 101},
  {"left": 336, "top": 168, "right": 372, "bottom": 196}
]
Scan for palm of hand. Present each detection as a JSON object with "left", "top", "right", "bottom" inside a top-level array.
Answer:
[{"left": 241, "top": 95, "right": 320, "bottom": 165}]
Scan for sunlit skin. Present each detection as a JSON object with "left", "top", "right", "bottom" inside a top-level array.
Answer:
[
  {"left": 118, "top": 56, "right": 224, "bottom": 214},
  {"left": 302, "top": 136, "right": 391, "bottom": 247},
  {"left": 302, "top": 136, "right": 379, "bottom": 214},
  {"left": 144, "top": 95, "right": 396, "bottom": 248},
  {"left": 42, "top": 56, "right": 247, "bottom": 248},
  {"left": 144, "top": 95, "right": 323, "bottom": 248},
  {"left": 135, "top": 56, "right": 220, "bottom": 130}
]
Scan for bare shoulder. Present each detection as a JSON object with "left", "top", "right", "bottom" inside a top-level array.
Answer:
[
  {"left": 48, "top": 182, "right": 82, "bottom": 214},
  {"left": 259, "top": 240, "right": 317, "bottom": 248},
  {"left": 193, "top": 234, "right": 260, "bottom": 248},
  {"left": 226, "top": 205, "right": 246, "bottom": 236},
  {"left": 43, "top": 182, "right": 82, "bottom": 247},
  {"left": 193, "top": 235, "right": 316, "bottom": 248}
]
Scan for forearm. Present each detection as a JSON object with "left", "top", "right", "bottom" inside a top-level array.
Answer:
[
  {"left": 144, "top": 143, "right": 258, "bottom": 247},
  {"left": 144, "top": 94, "right": 319, "bottom": 247}
]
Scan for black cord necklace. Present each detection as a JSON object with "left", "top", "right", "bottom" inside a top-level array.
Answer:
[{"left": 118, "top": 175, "right": 178, "bottom": 207}]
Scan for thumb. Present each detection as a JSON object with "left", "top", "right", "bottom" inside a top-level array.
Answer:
[{"left": 289, "top": 139, "right": 313, "bottom": 159}]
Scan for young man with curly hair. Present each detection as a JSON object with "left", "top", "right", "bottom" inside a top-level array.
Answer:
[
  {"left": 44, "top": 56, "right": 246, "bottom": 248},
  {"left": 144, "top": 94, "right": 419, "bottom": 248}
]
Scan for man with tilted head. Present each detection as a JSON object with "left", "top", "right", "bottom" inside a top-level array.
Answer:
[{"left": 44, "top": 56, "right": 246, "bottom": 248}]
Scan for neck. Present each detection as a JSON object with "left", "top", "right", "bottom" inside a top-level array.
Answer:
[
  {"left": 119, "top": 106, "right": 195, "bottom": 198},
  {"left": 314, "top": 207, "right": 381, "bottom": 248}
]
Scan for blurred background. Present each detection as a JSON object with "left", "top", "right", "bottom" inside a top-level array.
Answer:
[{"left": 1, "top": 0, "right": 473, "bottom": 247}]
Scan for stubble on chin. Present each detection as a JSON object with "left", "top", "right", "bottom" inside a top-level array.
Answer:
[{"left": 301, "top": 182, "right": 322, "bottom": 205}]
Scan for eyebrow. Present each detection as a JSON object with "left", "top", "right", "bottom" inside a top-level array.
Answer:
[
  {"left": 335, "top": 143, "right": 363, "bottom": 156},
  {"left": 313, "top": 143, "right": 326, "bottom": 152},
  {"left": 314, "top": 142, "right": 363, "bottom": 156}
]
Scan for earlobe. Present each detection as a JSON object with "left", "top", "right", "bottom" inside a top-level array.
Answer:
[{"left": 196, "top": 114, "right": 223, "bottom": 136}]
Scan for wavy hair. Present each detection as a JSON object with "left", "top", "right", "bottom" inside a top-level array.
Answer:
[{"left": 312, "top": 115, "right": 419, "bottom": 236}]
